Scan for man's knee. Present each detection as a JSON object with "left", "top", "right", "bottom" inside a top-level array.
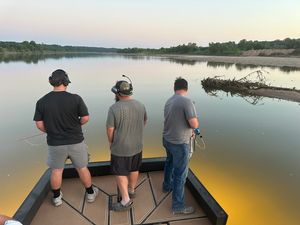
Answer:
[
  {"left": 51, "top": 168, "right": 64, "bottom": 176},
  {"left": 76, "top": 167, "right": 91, "bottom": 175}
]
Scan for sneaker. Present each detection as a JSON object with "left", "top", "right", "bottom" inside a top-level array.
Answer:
[
  {"left": 162, "top": 182, "right": 173, "bottom": 193},
  {"left": 173, "top": 206, "right": 195, "bottom": 215},
  {"left": 86, "top": 186, "right": 99, "bottom": 203},
  {"left": 112, "top": 200, "right": 133, "bottom": 211},
  {"left": 52, "top": 191, "right": 63, "bottom": 207},
  {"left": 162, "top": 185, "right": 172, "bottom": 193},
  {"left": 128, "top": 191, "right": 136, "bottom": 199},
  {"left": 162, "top": 188, "right": 171, "bottom": 193}
]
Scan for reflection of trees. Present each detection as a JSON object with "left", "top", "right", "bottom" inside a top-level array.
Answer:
[
  {"left": 235, "top": 63, "right": 259, "bottom": 71},
  {"left": 204, "top": 88, "right": 265, "bottom": 106},
  {"left": 279, "top": 66, "right": 300, "bottom": 73},
  {"left": 0, "top": 53, "right": 116, "bottom": 64},
  {"left": 207, "top": 61, "right": 234, "bottom": 69},
  {"left": 206, "top": 61, "right": 300, "bottom": 73},
  {"left": 162, "top": 58, "right": 198, "bottom": 65},
  {"left": 2, "top": 53, "right": 300, "bottom": 74}
]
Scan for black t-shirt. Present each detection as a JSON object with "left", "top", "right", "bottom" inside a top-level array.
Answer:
[{"left": 33, "top": 91, "right": 89, "bottom": 146}]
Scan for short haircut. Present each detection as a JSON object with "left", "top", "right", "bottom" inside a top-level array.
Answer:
[{"left": 174, "top": 77, "right": 188, "bottom": 91}]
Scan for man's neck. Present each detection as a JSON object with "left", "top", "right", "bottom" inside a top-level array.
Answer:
[
  {"left": 53, "top": 85, "right": 67, "bottom": 92},
  {"left": 119, "top": 96, "right": 132, "bottom": 101},
  {"left": 175, "top": 90, "right": 187, "bottom": 96}
]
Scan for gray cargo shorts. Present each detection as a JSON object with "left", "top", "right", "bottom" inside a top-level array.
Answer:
[{"left": 47, "top": 141, "right": 88, "bottom": 169}]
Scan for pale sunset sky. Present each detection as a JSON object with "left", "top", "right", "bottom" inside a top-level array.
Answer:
[{"left": 0, "top": 0, "right": 300, "bottom": 48}]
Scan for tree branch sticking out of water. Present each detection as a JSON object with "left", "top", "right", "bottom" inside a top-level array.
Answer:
[{"left": 201, "top": 70, "right": 300, "bottom": 105}]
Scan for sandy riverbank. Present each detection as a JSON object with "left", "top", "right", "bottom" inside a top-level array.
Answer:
[
  {"left": 252, "top": 89, "right": 300, "bottom": 103},
  {"left": 161, "top": 54, "right": 300, "bottom": 68}
]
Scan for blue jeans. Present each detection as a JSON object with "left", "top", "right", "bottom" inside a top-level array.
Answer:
[{"left": 162, "top": 138, "right": 189, "bottom": 211}]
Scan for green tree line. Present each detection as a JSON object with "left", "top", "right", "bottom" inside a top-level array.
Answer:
[
  {"left": 118, "top": 38, "right": 300, "bottom": 56},
  {"left": 0, "top": 41, "right": 118, "bottom": 54},
  {"left": 1, "top": 38, "right": 300, "bottom": 56}
]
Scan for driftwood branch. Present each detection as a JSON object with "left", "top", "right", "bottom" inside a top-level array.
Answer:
[{"left": 201, "top": 70, "right": 300, "bottom": 104}]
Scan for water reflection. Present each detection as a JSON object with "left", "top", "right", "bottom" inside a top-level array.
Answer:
[
  {"left": 206, "top": 60, "right": 300, "bottom": 73},
  {"left": 204, "top": 89, "right": 266, "bottom": 106},
  {"left": 207, "top": 61, "right": 235, "bottom": 69},
  {"left": 161, "top": 57, "right": 198, "bottom": 66},
  {"left": 0, "top": 55, "right": 300, "bottom": 225},
  {"left": 1, "top": 53, "right": 300, "bottom": 73},
  {"left": 0, "top": 53, "right": 115, "bottom": 64}
]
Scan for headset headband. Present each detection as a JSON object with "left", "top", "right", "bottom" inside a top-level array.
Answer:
[
  {"left": 111, "top": 75, "right": 133, "bottom": 96},
  {"left": 49, "top": 69, "right": 71, "bottom": 87}
]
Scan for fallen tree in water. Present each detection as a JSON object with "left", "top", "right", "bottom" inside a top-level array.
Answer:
[{"left": 201, "top": 70, "right": 300, "bottom": 104}]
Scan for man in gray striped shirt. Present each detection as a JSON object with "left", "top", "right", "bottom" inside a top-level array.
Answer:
[{"left": 106, "top": 79, "right": 147, "bottom": 211}]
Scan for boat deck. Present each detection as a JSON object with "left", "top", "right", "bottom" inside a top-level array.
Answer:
[{"left": 30, "top": 171, "right": 212, "bottom": 225}]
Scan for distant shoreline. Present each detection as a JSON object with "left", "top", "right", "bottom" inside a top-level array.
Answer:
[{"left": 155, "top": 54, "right": 300, "bottom": 69}]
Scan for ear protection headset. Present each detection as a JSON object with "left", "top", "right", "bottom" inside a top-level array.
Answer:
[
  {"left": 111, "top": 75, "right": 133, "bottom": 96},
  {"left": 49, "top": 69, "right": 71, "bottom": 87}
]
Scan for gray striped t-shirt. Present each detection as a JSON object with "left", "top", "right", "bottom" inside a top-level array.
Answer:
[{"left": 106, "top": 99, "right": 147, "bottom": 157}]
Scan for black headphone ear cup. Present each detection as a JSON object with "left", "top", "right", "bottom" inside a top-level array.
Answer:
[
  {"left": 49, "top": 76, "right": 54, "bottom": 86},
  {"left": 111, "top": 86, "right": 119, "bottom": 94}
]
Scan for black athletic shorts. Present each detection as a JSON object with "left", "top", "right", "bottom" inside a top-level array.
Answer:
[{"left": 111, "top": 152, "right": 142, "bottom": 176}]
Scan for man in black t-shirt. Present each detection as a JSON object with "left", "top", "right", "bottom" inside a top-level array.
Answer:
[{"left": 33, "top": 69, "right": 98, "bottom": 206}]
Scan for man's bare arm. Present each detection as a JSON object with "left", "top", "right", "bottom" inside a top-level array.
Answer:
[
  {"left": 188, "top": 117, "right": 199, "bottom": 129},
  {"left": 106, "top": 127, "right": 115, "bottom": 148},
  {"left": 35, "top": 121, "right": 46, "bottom": 133}
]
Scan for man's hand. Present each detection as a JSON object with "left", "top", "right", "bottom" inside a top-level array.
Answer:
[{"left": 80, "top": 115, "right": 89, "bottom": 125}]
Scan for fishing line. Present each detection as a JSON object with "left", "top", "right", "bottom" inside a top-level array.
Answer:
[
  {"left": 24, "top": 139, "right": 45, "bottom": 146},
  {"left": 195, "top": 136, "right": 206, "bottom": 150},
  {"left": 19, "top": 129, "right": 88, "bottom": 146},
  {"left": 17, "top": 133, "right": 45, "bottom": 141},
  {"left": 189, "top": 133, "right": 206, "bottom": 159},
  {"left": 17, "top": 133, "right": 46, "bottom": 146}
]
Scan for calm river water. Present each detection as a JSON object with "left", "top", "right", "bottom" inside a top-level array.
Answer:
[{"left": 0, "top": 54, "right": 299, "bottom": 225}]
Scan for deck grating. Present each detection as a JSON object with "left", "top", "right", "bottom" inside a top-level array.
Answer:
[
  {"left": 147, "top": 172, "right": 158, "bottom": 206},
  {"left": 30, "top": 172, "right": 211, "bottom": 225},
  {"left": 63, "top": 198, "right": 95, "bottom": 225}
]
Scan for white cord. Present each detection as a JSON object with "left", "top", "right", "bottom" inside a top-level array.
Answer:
[
  {"left": 195, "top": 136, "right": 206, "bottom": 150},
  {"left": 24, "top": 139, "right": 45, "bottom": 146},
  {"left": 19, "top": 129, "right": 88, "bottom": 146}
]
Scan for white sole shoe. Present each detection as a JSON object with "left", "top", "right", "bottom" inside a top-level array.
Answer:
[{"left": 86, "top": 186, "right": 99, "bottom": 203}]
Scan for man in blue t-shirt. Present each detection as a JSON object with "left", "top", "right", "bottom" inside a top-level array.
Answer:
[
  {"left": 162, "top": 77, "right": 199, "bottom": 215},
  {"left": 33, "top": 69, "right": 98, "bottom": 206}
]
